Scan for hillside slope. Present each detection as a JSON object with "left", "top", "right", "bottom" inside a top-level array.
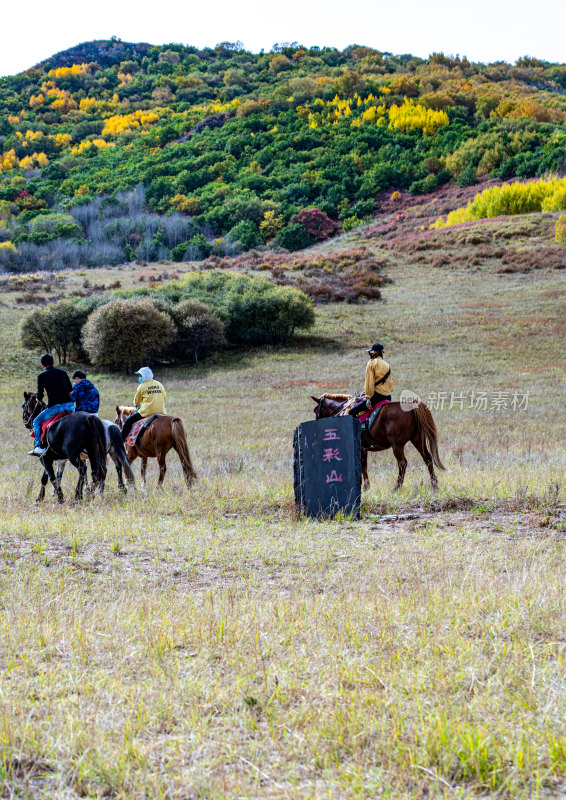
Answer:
[{"left": 0, "top": 41, "right": 566, "bottom": 272}]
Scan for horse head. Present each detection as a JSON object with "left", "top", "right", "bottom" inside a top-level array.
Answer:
[
  {"left": 22, "top": 391, "right": 44, "bottom": 428},
  {"left": 311, "top": 395, "right": 323, "bottom": 419},
  {"left": 115, "top": 405, "right": 136, "bottom": 429},
  {"left": 311, "top": 394, "right": 353, "bottom": 419}
]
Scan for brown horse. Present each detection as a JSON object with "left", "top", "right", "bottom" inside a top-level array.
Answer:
[
  {"left": 115, "top": 406, "right": 197, "bottom": 490},
  {"left": 312, "top": 394, "right": 445, "bottom": 491}
]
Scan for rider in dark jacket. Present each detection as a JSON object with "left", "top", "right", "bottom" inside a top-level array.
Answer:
[
  {"left": 71, "top": 370, "right": 100, "bottom": 414},
  {"left": 30, "top": 354, "right": 74, "bottom": 455}
]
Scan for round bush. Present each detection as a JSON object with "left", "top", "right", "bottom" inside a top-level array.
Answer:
[
  {"left": 275, "top": 223, "right": 314, "bottom": 252},
  {"left": 83, "top": 300, "right": 176, "bottom": 371},
  {"left": 228, "top": 220, "right": 263, "bottom": 250},
  {"left": 171, "top": 300, "right": 225, "bottom": 363}
]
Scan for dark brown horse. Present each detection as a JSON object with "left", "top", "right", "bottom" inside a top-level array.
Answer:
[
  {"left": 22, "top": 391, "right": 108, "bottom": 502},
  {"left": 115, "top": 406, "right": 197, "bottom": 490},
  {"left": 312, "top": 394, "right": 445, "bottom": 491}
]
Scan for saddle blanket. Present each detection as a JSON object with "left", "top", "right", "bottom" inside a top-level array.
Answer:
[
  {"left": 125, "top": 414, "right": 163, "bottom": 447},
  {"left": 30, "top": 411, "right": 72, "bottom": 444},
  {"left": 356, "top": 398, "right": 391, "bottom": 424}
]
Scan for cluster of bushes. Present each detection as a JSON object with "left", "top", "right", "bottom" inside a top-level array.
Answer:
[
  {"left": 20, "top": 270, "right": 315, "bottom": 369},
  {"left": 1, "top": 41, "right": 566, "bottom": 271},
  {"left": 199, "top": 247, "right": 389, "bottom": 302}
]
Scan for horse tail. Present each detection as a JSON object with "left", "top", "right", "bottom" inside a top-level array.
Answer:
[
  {"left": 171, "top": 417, "right": 197, "bottom": 488},
  {"left": 108, "top": 423, "right": 136, "bottom": 486},
  {"left": 414, "top": 402, "right": 446, "bottom": 471},
  {"left": 86, "top": 415, "right": 108, "bottom": 485}
]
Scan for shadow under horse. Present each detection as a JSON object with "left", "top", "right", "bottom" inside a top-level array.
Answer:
[
  {"left": 23, "top": 392, "right": 108, "bottom": 503},
  {"left": 115, "top": 406, "right": 197, "bottom": 490},
  {"left": 312, "top": 394, "right": 445, "bottom": 491}
]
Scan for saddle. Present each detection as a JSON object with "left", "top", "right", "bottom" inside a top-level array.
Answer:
[
  {"left": 125, "top": 414, "right": 163, "bottom": 447},
  {"left": 355, "top": 398, "right": 391, "bottom": 431},
  {"left": 30, "top": 411, "right": 72, "bottom": 445}
]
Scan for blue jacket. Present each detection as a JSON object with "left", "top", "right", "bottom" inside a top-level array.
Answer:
[{"left": 71, "top": 379, "right": 100, "bottom": 413}]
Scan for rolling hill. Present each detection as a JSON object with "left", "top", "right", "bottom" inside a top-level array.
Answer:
[{"left": 0, "top": 40, "right": 565, "bottom": 273}]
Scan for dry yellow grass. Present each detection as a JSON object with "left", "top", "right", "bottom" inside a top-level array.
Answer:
[{"left": 0, "top": 240, "right": 564, "bottom": 797}]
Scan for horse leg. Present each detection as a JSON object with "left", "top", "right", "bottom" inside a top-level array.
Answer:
[
  {"left": 410, "top": 432, "right": 438, "bottom": 490},
  {"left": 392, "top": 443, "right": 408, "bottom": 491},
  {"left": 50, "top": 459, "right": 66, "bottom": 498},
  {"left": 80, "top": 451, "right": 92, "bottom": 494},
  {"left": 141, "top": 458, "right": 148, "bottom": 491},
  {"left": 361, "top": 448, "right": 370, "bottom": 492},
  {"left": 36, "top": 470, "right": 49, "bottom": 503},
  {"left": 113, "top": 453, "right": 126, "bottom": 494},
  {"left": 70, "top": 456, "right": 88, "bottom": 501},
  {"left": 42, "top": 456, "right": 63, "bottom": 503},
  {"left": 156, "top": 451, "right": 167, "bottom": 488}
]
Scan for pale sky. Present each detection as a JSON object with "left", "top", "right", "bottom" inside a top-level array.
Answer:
[{"left": 1, "top": 0, "right": 565, "bottom": 77}]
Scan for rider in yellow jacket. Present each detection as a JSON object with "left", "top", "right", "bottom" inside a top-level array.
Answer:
[
  {"left": 121, "top": 367, "right": 167, "bottom": 441},
  {"left": 350, "top": 343, "right": 392, "bottom": 417}
]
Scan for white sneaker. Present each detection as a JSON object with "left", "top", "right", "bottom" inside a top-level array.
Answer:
[{"left": 29, "top": 446, "right": 47, "bottom": 456}]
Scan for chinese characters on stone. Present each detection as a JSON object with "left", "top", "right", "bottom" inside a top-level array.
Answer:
[{"left": 323, "top": 429, "right": 343, "bottom": 483}]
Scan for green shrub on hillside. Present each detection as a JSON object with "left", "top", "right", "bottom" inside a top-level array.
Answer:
[
  {"left": 275, "top": 223, "right": 314, "bottom": 252},
  {"left": 160, "top": 270, "right": 315, "bottom": 346},
  {"left": 171, "top": 300, "right": 225, "bottom": 363},
  {"left": 228, "top": 220, "right": 262, "bottom": 249},
  {"left": 82, "top": 300, "right": 176, "bottom": 370},
  {"left": 119, "top": 270, "right": 316, "bottom": 346}
]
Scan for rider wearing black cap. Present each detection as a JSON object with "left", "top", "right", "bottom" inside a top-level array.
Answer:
[{"left": 349, "top": 342, "right": 393, "bottom": 418}]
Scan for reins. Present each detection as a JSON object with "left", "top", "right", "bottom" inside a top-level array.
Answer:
[
  {"left": 23, "top": 395, "right": 44, "bottom": 428},
  {"left": 318, "top": 395, "right": 353, "bottom": 418}
]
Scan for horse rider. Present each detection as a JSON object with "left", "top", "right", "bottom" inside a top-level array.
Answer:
[
  {"left": 71, "top": 369, "right": 100, "bottom": 414},
  {"left": 29, "top": 353, "right": 74, "bottom": 456},
  {"left": 121, "top": 367, "right": 167, "bottom": 442},
  {"left": 349, "top": 342, "right": 393, "bottom": 418}
]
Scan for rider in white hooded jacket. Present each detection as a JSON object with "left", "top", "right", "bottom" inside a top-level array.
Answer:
[{"left": 121, "top": 367, "right": 167, "bottom": 441}]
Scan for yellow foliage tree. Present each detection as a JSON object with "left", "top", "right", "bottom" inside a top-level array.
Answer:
[
  {"left": 48, "top": 64, "right": 88, "bottom": 79},
  {"left": 101, "top": 110, "right": 160, "bottom": 137},
  {"left": 0, "top": 150, "right": 19, "bottom": 171},
  {"left": 170, "top": 194, "right": 201, "bottom": 214},
  {"left": 54, "top": 133, "right": 72, "bottom": 148},
  {"left": 71, "top": 139, "right": 114, "bottom": 155},
  {"left": 388, "top": 98, "right": 449, "bottom": 135},
  {"left": 19, "top": 152, "right": 48, "bottom": 169},
  {"left": 259, "top": 210, "right": 284, "bottom": 241},
  {"left": 79, "top": 98, "right": 97, "bottom": 113}
]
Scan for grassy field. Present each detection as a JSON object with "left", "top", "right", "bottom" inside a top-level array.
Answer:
[{"left": 0, "top": 212, "right": 565, "bottom": 798}]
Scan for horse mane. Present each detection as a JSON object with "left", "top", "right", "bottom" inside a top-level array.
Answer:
[
  {"left": 323, "top": 393, "right": 353, "bottom": 401},
  {"left": 118, "top": 405, "right": 136, "bottom": 414}
]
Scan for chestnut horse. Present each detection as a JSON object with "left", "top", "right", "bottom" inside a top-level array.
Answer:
[
  {"left": 115, "top": 406, "right": 197, "bottom": 490},
  {"left": 312, "top": 394, "right": 445, "bottom": 491}
]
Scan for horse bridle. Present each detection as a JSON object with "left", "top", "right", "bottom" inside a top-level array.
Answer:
[
  {"left": 315, "top": 395, "right": 350, "bottom": 419},
  {"left": 22, "top": 395, "right": 44, "bottom": 429}
]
